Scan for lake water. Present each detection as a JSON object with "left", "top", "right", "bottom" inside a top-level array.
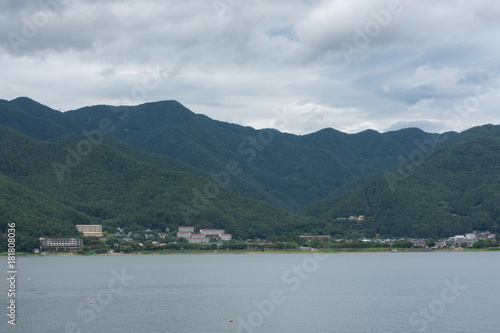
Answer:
[{"left": 2, "top": 252, "right": 500, "bottom": 333}]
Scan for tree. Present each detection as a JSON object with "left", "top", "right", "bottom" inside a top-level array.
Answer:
[
  {"left": 120, "top": 245, "right": 133, "bottom": 253},
  {"left": 426, "top": 239, "right": 436, "bottom": 247},
  {"left": 392, "top": 240, "right": 413, "bottom": 248}
]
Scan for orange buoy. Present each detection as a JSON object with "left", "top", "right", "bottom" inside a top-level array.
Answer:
[{"left": 229, "top": 319, "right": 233, "bottom": 323}]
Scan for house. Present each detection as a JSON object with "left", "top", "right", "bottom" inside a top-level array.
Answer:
[
  {"left": 178, "top": 226, "right": 195, "bottom": 232},
  {"left": 158, "top": 233, "right": 167, "bottom": 239},
  {"left": 411, "top": 239, "right": 426, "bottom": 247},
  {"left": 451, "top": 235, "right": 466, "bottom": 243}
]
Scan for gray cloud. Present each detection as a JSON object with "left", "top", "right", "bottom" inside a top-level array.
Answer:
[{"left": 1, "top": 0, "right": 500, "bottom": 134}]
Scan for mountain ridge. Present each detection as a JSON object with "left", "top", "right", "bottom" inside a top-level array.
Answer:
[{"left": 1, "top": 97, "right": 499, "bottom": 247}]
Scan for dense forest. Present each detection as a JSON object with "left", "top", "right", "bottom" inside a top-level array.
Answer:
[{"left": 0, "top": 98, "right": 499, "bottom": 251}]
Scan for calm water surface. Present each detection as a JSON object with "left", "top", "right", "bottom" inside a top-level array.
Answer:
[{"left": 2, "top": 252, "right": 500, "bottom": 333}]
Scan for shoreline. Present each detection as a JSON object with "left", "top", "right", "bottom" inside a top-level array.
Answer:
[{"left": 2, "top": 247, "right": 499, "bottom": 257}]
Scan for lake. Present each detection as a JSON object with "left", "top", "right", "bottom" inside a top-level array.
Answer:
[{"left": 2, "top": 252, "right": 500, "bottom": 332}]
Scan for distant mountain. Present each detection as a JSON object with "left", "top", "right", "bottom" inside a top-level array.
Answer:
[
  {"left": 301, "top": 125, "right": 500, "bottom": 238},
  {"left": 0, "top": 98, "right": 457, "bottom": 211},
  {"left": 0, "top": 97, "right": 82, "bottom": 140}
]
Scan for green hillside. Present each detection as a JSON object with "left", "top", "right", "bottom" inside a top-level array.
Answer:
[
  {"left": 0, "top": 173, "right": 90, "bottom": 251},
  {"left": 301, "top": 125, "right": 500, "bottom": 238},
  {"left": 63, "top": 100, "right": 455, "bottom": 210},
  {"left": 0, "top": 98, "right": 457, "bottom": 211},
  {"left": 0, "top": 126, "right": 323, "bottom": 244},
  {"left": 2, "top": 98, "right": 499, "bottom": 244}
]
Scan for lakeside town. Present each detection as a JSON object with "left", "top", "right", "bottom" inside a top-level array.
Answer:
[{"left": 33, "top": 222, "right": 499, "bottom": 255}]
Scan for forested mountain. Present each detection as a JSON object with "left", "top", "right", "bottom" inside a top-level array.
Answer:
[
  {"left": 0, "top": 126, "right": 322, "bottom": 246},
  {"left": 0, "top": 97, "right": 498, "bottom": 243},
  {"left": 0, "top": 97, "right": 456, "bottom": 211},
  {"left": 301, "top": 126, "right": 500, "bottom": 238}
]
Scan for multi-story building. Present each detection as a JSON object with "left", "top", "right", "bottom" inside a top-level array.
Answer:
[
  {"left": 178, "top": 226, "right": 195, "bottom": 232},
  {"left": 220, "top": 234, "right": 232, "bottom": 241},
  {"left": 76, "top": 225, "right": 103, "bottom": 237},
  {"left": 177, "top": 231, "right": 192, "bottom": 238},
  {"left": 190, "top": 234, "right": 206, "bottom": 238},
  {"left": 187, "top": 237, "right": 210, "bottom": 244},
  {"left": 200, "top": 229, "right": 225, "bottom": 236},
  {"left": 39, "top": 238, "right": 83, "bottom": 250}
]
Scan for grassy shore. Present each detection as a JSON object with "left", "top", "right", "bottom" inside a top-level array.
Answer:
[{"left": 5, "top": 246, "right": 500, "bottom": 257}]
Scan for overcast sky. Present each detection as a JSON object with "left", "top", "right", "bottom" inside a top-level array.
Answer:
[{"left": 1, "top": 0, "right": 500, "bottom": 134}]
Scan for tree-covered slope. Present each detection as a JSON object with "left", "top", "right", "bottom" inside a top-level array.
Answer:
[
  {"left": 0, "top": 173, "right": 91, "bottom": 251},
  {"left": 0, "top": 97, "right": 82, "bottom": 140},
  {"left": 0, "top": 126, "right": 322, "bottom": 240},
  {"left": 301, "top": 125, "right": 500, "bottom": 238},
  {"left": 64, "top": 99, "right": 455, "bottom": 210},
  {"left": 0, "top": 97, "right": 457, "bottom": 212}
]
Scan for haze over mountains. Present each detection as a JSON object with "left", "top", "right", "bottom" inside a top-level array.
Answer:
[{"left": 1, "top": 97, "right": 499, "bottom": 248}]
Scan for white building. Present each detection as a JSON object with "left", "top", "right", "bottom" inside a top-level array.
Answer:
[
  {"left": 76, "top": 225, "right": 103, "bottom": 237},
  {"left": 200, "top": 229, "right": 225, "bottom": 236},
  {"left": 177, "top": 231, "right": 192, "bottom": 238},
  {"left": 466, "top": 233, "right": 477, "bottom": 240},
  {"left": 190, "top": 234, "right": 205, "bottom": 238},
  {"left": 220, "top": 234, "right": 232, "bottom": 241},
  {"left": 178, "top": 226, "right": 194, "bottom": 232},
  {"left": 187, "top": 237, "right": 210, "bottom": 244}
]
